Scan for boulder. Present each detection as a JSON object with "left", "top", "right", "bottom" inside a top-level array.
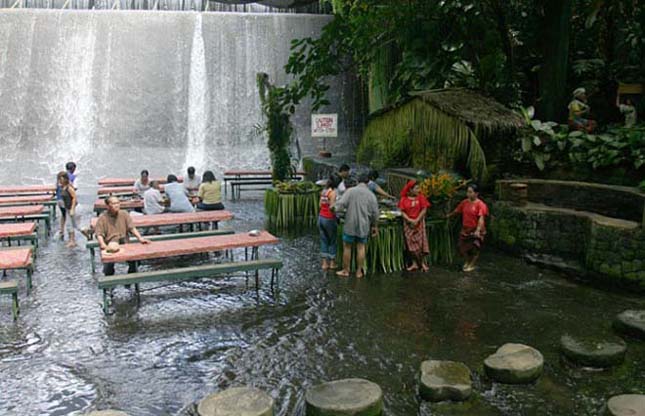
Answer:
[
  {"left": 305, "top": 378, "right": 383, "bottom": 416},
  {"left": 605, "top": 394, "right": 645, "bottom": 416},
  {"left": 560, "top": 334, "right": 626, "bottom": 367},
  {"left": 613, "top": 310, "right": 645, "bottom": 339},
  {"left": 484, "top": 343, "right": 543, "bottom": 384},
  {"left": 419, "top": 360, "right": 472, "bottom": 402},
  {"left": 197, "top": 386, "right": 274, "bottom": 416}
]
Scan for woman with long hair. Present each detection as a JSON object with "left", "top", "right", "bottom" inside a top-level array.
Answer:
[
  {"left": 58, "top": 171, "right": 81, "bottom": 248},
  {"left": 196, "top": 170, "right": 224, "bottom": 211}
]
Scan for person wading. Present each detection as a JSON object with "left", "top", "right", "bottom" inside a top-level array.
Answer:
[
  {"left": 447, "top": 183, "right": 489, "bottom": 272},
  {"left": 398, "top": 180, "right": 431, "bottom": 272}
]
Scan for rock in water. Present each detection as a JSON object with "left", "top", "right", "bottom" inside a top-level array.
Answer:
[
  {"left": 605, "top": 394, "right": 645, "bottom": 416},
  {"left": 305, "top": 378, "right": 383, "bottom": 416},
  {"left": 86, "top": 412, "right": 129, "bottom": 416},
  {"left": 197, "top": 386, "right": 274, "bottom": 416},
  {"left": 560, "top": 334, "right": 626, "bottom": 367},
  {"left": 613, "top": 310, "right": 645, "bottom": 339},
  {"left": 418, "top": 360, "right": 472, "bottom": 402},
  {"left": 484, "top": 343, "right": 544, "bottom": 384}
]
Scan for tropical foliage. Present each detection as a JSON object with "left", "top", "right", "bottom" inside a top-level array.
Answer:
[
  {"left": 418, "top": 172, "right": 469, "bottom": 206},
  {"left": 264, "top": 187, "right": 320, "bottom": 230}
]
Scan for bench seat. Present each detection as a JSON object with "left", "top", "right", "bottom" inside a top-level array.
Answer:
[
  {"left": 98, "top": 258, "right": 283, "bottom": 313},
  {"left": 0, "top": 280, "right": 19, "bottom": 320}
]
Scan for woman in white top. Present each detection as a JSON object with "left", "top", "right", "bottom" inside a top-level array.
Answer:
[{"left": 134, "top": 169, "right": 151, "bottom": 197}]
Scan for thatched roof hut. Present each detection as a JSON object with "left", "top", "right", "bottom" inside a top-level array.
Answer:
[{"left": 357, "top": 88, "right": 524, "bottom": 180}]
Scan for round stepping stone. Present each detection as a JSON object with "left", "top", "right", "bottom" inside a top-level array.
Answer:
[
  {"left": 305, "top": 378, "right": 383, "bottom": 416},
  {"left": 613, "top": 310, "right": 645, "bottom": 340},
  {"left": 86, "top": 411, "right": 129, "bottom": 416},
  {"left": 605, "top": 394, "right": 645, "bottom": 416},
  {"left": 484, "top": 343, "right": 543, "bottom": 384},
  {"left": 419, "top": 360, "right": 472, "bottom": 402},
  {"left": 560, "top": 334, "right": 626, "bottom": 367},
  {"left": 197, "top": 386, "right": 274, "bottom": 416}
]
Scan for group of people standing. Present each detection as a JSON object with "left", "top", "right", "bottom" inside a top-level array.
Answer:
[{"left": 317, "top": 165, "right": 489, "bottom": 277}]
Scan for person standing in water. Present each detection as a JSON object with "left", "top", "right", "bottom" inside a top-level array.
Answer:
[
  {"left": 398, "top": 180, "right": 431, "bottom": 272},
  {"left": 58, "top": 171, "right": 81, "bottom": 248},
  {"left": 318, "top": 174, "right": 340, "bottom": 271},
  {"left": 447, "top": 183, "right": 489, "bottom": 272}
]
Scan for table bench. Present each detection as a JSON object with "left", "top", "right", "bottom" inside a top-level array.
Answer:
[
  {"left": 0, "top": 223, "right": 39, "bottom": 248},
  {"left": 98, "top": 177, "right": 181, "bottom": 187},
  {"left": 98, "top": 258, "right": 282, "bottom": 313},
  {"left": 224, "top": 170, "right": 305, "bottom": 200},
  {"left": 93, "top": 199, "right": 144, "bottom": 215},
  {"left": 0, "top": 185, "right": 56, "bottom": 197},
  {"left": 0, "top": 247, "right": 34, "bottom": 294},
  {"left": 86, "top": 229, "right": 235, "bottom": 273},
  {"left": 0, "top": 206, "right": 50, "bottom": 235},
  {"left": 0, "top": 280, "right": 19, "bottom": 320}
]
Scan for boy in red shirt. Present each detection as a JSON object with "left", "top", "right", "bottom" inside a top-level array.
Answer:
[{"left": 447, "top": 184, "right": 489, "bottom": 272}]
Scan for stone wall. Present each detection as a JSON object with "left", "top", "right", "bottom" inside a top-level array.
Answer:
[{"left": 490, "top": 201, "right": 645, "bottom": 291}]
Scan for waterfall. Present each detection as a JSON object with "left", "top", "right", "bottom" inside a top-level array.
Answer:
[{"left": 183, "top": 13, "right": 208, "bottom": 173}]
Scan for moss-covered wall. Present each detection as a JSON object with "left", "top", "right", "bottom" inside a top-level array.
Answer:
[{"left": 490, "top": 202, "right": 645, "bottom": 291}]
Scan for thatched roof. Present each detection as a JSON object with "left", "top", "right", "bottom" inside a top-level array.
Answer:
[
  {"left": 410, "top": 88, "right": 524, "bottom": 132},
  {"left": 371, "top": 88, "right": 524, "bottom": 134}
]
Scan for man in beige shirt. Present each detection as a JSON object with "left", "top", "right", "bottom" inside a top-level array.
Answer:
[{"left": 95, "top": 196, "right": 150, "bottom": 276}]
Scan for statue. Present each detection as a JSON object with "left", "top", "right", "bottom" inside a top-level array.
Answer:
[
  {"left": 568, "top": 88, "right": 597, "bottom": 133},
  {"left": 616, "top": 96, "right": 637, "bottom": 128}
]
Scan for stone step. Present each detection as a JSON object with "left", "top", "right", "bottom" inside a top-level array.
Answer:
[
  {"left": 197, "top": 386, "right": 274, "bottom": 416},
  {"left": 484, "top": 343, "right": 544, "bottom": 384},
  {"left": 305, "top": 378, "right": 383, "bottom": 416},
  {"left": 560, "top": 334, "right": 626, "bottom": 368}
]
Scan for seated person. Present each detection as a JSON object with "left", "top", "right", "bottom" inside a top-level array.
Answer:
[
  {"left": 367, "top": 170, "right": 394, "bottom": 199},
  {"left": 165, "top": 174, "right": 194, "bottom": 213},
  {"left": 143, "top": 181, "right": 166, "bottom": 215},
  {"left": 197, "top": 170, "right": 225, "bottom": 211},
  {"left": 183, "top": 166, "right": 202, "bottom": 193},
  {"left": 134, "top": 170, "right": 151, "bottom": 197},
  {"left": 568, "top": 87, "right": 596, "bottom": 132}
]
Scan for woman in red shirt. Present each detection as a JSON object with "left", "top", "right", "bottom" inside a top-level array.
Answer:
[
  {"left": 398, "top": 180, "right": 431, "bottom": 272},
  {"left": 319, "top": 175, "right": 340, "bottom": 271},
  {"left": 448, "top": 183, "right": 489, "bottom": 272}
]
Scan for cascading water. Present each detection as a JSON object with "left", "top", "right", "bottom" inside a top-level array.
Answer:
[
  {"left": 0, "top": 10, "right": 355, "bottom": 187},
  {"left": 183, "top": 13, "right": 208, "bottom": 173}
]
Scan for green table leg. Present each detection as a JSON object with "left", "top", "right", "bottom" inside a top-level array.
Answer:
[
  {"left": 102, "top": 289, "right": 109, "bottom": 315},
  {"left": 12, "top": 292, "right": 19, "bottom": 320},
  {"left": 26, "top": 267, "right": 33, "bottom": 294},
  {"left": 89, "top": 248, "right": 96, "bottom": 273}
]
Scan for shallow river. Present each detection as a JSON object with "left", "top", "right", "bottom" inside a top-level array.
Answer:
[{"left": 1, "top": 194, "right": 643, "bottom": 416}]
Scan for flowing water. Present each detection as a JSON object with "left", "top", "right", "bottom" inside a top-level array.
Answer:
[{"left": 0, "top": 194, "right": 644, "bottom": 416}]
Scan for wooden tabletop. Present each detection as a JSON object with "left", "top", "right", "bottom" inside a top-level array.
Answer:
[
  {"left": 101, "top": 230, "right": 278, "bottom": 263},
  {"left": 0, "top": 247, "right": 32, "bottom": 269},
  {"left": 98, "top": 177, "right": 182, "bottom": 186},
  {"left": 93, "top": 199, "right": 144, "bottom": 210},
  {"left": 0, "top": 205, "right": 45, "bottom": 218},
  {"left": 0, "top": 222, "right": 37, "bottom": 238},
  {"left": 0, "top": 195, "right": 54, "bottom": 205},
  {"left": 224, "top": 170, "right": 306, "bottom": 176},
  {"left": 0, "top": 185, "right": 56, "bottom": 194},
  {"left": 90, "top": 210, "right": 233, "bottom": 229}
]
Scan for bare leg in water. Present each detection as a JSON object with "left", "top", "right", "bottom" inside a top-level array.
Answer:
[
  {"left": 336, "top": 242, "right": 352, "bottom": 277},
  {"left": 356, "top": 243, "right": 367, "bottom": 278}
]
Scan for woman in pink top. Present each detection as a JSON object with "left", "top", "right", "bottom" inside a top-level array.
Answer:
[{"left": 318, "top": 175, "right": 341, "bottom": 271}]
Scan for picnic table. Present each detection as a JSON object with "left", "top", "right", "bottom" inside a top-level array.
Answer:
[
  {"left": 0, "top": 223, "right": 38, "bottom": 247},
  {"left": 0, "top": 247, "right": 34, "bottom": 293},
  {"left": 0, "top": 195, "right": 57, "bottom": 219},
  {"left": 0, "top": 185, "right": 56, "bottom": 196},
  {"left": 93, "top": 199, "right": 143, "bottom": 215},
  {"left": 0, "top": 205, "right": 50, "bottom": 234},
  {"left": 100, "top": 230, "right": 278, "bottom": 264},
  {"left": 98, "top": 177, "right": 182, "bottom": 187},
  {"left": 223, "top": 170, "right": 306, "bottom": 200},
  {"left": 88, "top": 210, "right": 233, "bottom": 238}
]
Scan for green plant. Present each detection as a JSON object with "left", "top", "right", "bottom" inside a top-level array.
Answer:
[{"left": 264, "top": 187, "right": 319, "bottom": 230}]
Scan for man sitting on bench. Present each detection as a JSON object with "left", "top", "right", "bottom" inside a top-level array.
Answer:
[{"left": 95, "top": 196, "right": 150, "bottom": 276}]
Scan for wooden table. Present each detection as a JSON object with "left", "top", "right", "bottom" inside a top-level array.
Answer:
[
  {"left": 89, "top": 210, "right": 234, "bottom": 237},
  {"left": 0, "top": 195, "right": 57, "bottom": 219},
  {"left": 98, "top": 177, "right": 182, "bottom": 187},
  {"left": 0, "top": 185, "right": 56, "bottom": 196},
  {"left": 0, "top": 205, "right": 50, "bottom": 234},
  {"left": 93, "top": 199, "right": 143, "bottom": 215},
  {"left": 0, "top": 223, "right": 38, "bottom": 247},
  {"left": 100, "top": 230, "right": 278, "bottom": 264},
  {"left": 0, "top": 247, "right": 34, "bottom": 293},
  {"left": 223, "top": 170, "right": 305, "bottom": 200}
]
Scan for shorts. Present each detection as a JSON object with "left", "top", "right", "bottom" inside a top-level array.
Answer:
[{"left": 342, "top": 233, "right": 368, "bottom": 244}]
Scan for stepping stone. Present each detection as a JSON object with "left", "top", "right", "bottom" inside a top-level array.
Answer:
[
  {"left": 197, "top": 386, "right": 274, "bottom": 416},
  {"left": 419, "top": 360, "right": 472, "bottom": 402},
  {"left": 484, "top": 343, "right": 543, "bottom": 384},
  {"left": 613, "top": 310, "right": 645, "bottom": 339},
  {"left": 305, "top": 378, "right": 383, "bottom": 416},
  {"left": 605, "top": 394, "right": 645, "bottom": 416},
  {"left": 560, "top": 334, "right": 626, "bottom": 367},
  {"left": 86, "top": 411, "right": 129, "bottom": 416}
]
